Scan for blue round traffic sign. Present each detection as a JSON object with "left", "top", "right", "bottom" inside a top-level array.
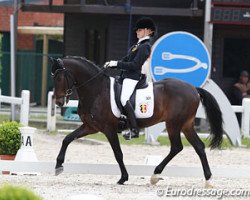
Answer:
[{"left": 150, "top": 31, "right": 211, "bottom": 87}]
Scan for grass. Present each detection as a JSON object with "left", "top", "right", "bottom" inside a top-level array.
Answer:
[
  {"left": 158, "top": 135, "right": 234, "bottom": 149},
  {"left": 242, "top": 137, "right": 250, "bottom": 148},
  {"left": 86, "top": 133, "right": 146, "bottom": 145},
  {"left": 0, "top": 114, "right": 10, "bottom": 123}
]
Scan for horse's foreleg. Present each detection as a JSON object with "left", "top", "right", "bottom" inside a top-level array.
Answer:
[
  {"left": 105, "top": 132, "right": 128, "bottom": 185},
  {"left": 55, "top": 124, "right": 95, "bottom": 175}
]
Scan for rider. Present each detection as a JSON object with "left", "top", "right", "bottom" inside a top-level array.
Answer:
[{"left": 105, "top": 17, "right": 156, "bottom": 140}]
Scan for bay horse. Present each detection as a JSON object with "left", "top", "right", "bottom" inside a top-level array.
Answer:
[{"left": 50, "top": 56, "right": 223, "bottom": 186}]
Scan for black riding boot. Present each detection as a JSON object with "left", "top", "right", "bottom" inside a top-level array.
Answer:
[{"left": 123, "top": 101, "right": 139, "bottom": 140}]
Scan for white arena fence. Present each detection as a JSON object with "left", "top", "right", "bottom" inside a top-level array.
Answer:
[
  {"left": 0, "top": 89, "right": 30, "bottom": 126},
  {"left": 231, "top": 98, "right": 250, "bottom": 138},
  {"left": 47, "top": 91, "right": 250, "bottom": 140}
]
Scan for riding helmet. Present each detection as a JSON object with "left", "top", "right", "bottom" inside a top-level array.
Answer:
[{"left": 134, "top": 17, "right": 156, "bottom": 36}]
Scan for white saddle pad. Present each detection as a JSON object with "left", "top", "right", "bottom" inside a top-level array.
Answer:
[{"left": 110, "top": 77, "right": 154, "bottom": 118}]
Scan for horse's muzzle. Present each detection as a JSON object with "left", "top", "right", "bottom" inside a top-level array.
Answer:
[
  {"left": 56, "top": 96, "right": 70, "bottom": 107},
  {"left": 56, "top": 97, "right": 65, "bottom": 107}
]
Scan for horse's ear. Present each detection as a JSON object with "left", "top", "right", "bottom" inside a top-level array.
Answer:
[
  {"left": 48, "top": 56, "right": 56, "bottom": 65},
  {"left": 56, "top": 58, "right": 64, "bottom": 69},
  {"left": 49, "top": 57, "right": 59, "bottom": 75}
]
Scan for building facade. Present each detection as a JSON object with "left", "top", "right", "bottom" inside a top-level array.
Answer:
[
  {"left": 8, "top": 0, "right": 250, "bottom": 99},
  {"left": 0, "top": 0, "right": 64, "bottom": 103}
]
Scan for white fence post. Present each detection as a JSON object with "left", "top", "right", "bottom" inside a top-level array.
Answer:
[
  {"left": 47, "top": 91, "right": 56, "bottom": 132},
  {"left": 20, "top": 90, "right": 30, "bottom": 126},
  {"left": 241, "top": 98, "right": 250, "bottom": 137},
  {"left": 46, "top": 91, "right": 79, "bottom": 131}
]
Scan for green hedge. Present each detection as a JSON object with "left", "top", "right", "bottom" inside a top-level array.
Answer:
[
  {"left": 0, "top": 121, "right": 21, "bottom": 155},
  {"left": 0, "top": 184, "right": 42, "bottom": 200}
]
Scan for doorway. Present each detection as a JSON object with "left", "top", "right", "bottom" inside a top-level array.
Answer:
[{"left": 223, "top": 38, "right": 250, "bottom": 79}]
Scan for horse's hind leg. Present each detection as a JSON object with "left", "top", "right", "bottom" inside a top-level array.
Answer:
[
  {"left": 182, "top": 125, "right": 212, "bottom": 187},
  {"left": 55, "top": 124, "right": 95, "bottom": 175},
  {"left": 151, "top": 124, "right": 183, "bottom": 185}
]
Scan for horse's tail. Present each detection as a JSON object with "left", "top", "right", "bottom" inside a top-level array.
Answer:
[{"left": 196, "top": 87, "right": 223, "bottom": 149}]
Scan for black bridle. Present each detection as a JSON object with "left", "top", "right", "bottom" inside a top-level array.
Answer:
[
  {"left": 51, "top": 59, "right": 106, "bottom": 99},
  {"left": 51, "top": 68, "right": 75, "bottom": 99}
]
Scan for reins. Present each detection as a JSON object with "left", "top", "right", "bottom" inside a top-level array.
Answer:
[{"left": 74, "top": 67, "right": 106, "bottom": 89}]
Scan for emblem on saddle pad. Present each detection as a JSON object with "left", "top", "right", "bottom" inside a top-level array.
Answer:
[
  {"left": 140, "top": 103, "right": 148, "bottom": 113},
  {"left": 110, "top": 77, "right": 154, "bottom": 119}
]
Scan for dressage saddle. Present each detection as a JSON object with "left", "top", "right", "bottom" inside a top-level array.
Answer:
[{"left": 114, "top": 74, "right": 148, "bottom": 132}]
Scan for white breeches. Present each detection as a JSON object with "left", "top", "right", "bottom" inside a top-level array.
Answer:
[{"left": 120, "top": 78, "right": 139, "bottom": 106}]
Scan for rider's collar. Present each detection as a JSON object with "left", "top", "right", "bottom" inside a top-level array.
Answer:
[{"left": 137, "top": 36, "right": 150, "bottom": 44}]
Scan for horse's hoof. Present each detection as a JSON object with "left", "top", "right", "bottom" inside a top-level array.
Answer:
[
  {"left": 117, "top": 176, "right": 128, "bottom": 185},
  {"left": 150, "top": 174, "right": 163, "bottom": 185},
  {"left": 205, "top": 179, "right": 214, "bottom": 188},
  {"left": 117, "top": 180, "right": 124, "bottom": 185},
  {"left": 55, "top": 166, "right": 64, "bottom": 176}
]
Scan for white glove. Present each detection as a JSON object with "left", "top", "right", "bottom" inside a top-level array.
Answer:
[
  {"left": 104, "top": 61, "right": 110, "bottom": 68},
  {"left": 104, "top": 60, "right": 118, "bottom": 68},
  {"left": 109, "top": 60, "right": 118, "bottom": 67}
]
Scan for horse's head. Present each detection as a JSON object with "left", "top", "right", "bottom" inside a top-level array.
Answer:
[
  {"left": 49, "top": 57, "right": 74, "bottom": 107},
  {"left": 50, "top": 56, "right": 104, "bottom": 107}
]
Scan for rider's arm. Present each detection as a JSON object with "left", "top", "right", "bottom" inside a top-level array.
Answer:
[
  {"left": 120, "top": 54, "right": 129, "bottom": 62},
  {"left": 117, "top": 43, "right": 151, "bottom": 71}
]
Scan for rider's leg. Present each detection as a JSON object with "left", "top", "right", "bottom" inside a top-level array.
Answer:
[
  {"left": 123, "top": 100, "right": 139, "bottom": 140},
  {"left": 120, "top": 78, "right": 139, "bottom": 140}
]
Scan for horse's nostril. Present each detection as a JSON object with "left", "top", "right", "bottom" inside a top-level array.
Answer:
[{"left": 56, "top": 99, "right": 64, "bottom": 107}]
